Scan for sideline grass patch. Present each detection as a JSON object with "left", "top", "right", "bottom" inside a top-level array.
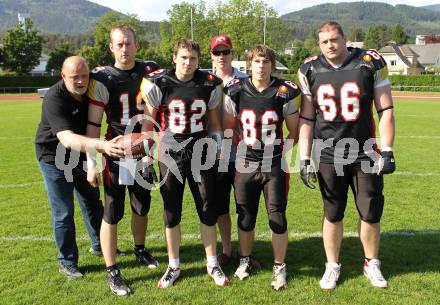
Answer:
[{"left": 0, "top": 98, "right": 439, "bottom": 305}]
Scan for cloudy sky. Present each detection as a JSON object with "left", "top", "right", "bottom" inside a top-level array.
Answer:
[{"left": 89, "top": 0, "right": 440, "bottom": 21}]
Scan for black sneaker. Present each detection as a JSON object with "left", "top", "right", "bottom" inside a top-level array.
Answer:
[
  {"left": 134, "top": 248, "right": 159, "bottom": 268},
  {"left": 89, "top": 247, "right": 127, "bottom": 257},
  {"left": 106, "top": 269, "right": 131, "bottom": 296},
  {"left": 59, "top": 263, "right": 83, "bottom": 280}
]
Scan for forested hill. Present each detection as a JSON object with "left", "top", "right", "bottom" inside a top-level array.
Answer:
[
  {"left": 0, "top": 0, "right": 113, "bottom": 34},
  {"left": 422, "top": 4, "right": 440, "bottom": 11},
  {"left": 1, "top": 0, "right": 440, "bottom": 40},
  {"left": 0, "top": 0, "right": 160, "bottom": 42},
  {"left": 280, "top": 2, "right": 440, "bottom": 39}
]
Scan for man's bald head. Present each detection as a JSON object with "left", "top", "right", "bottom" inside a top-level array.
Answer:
[{"left": 61, "top": 56, "right": 89, "bottom": 99}]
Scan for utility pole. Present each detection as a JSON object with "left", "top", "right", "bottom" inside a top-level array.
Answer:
[
  {"left": 190, "top": 7, "right": 194, "bottom": 41},
  {"left": 263, "top": 7, "right": 267, "bottom": 45}
]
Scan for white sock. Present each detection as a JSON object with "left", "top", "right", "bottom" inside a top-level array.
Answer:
[
  {"left": 206, "top": 255, "right": 218, "bottom": 267},
  {"left": 169, "top": 258, "right": 180, "bottom": 269}
]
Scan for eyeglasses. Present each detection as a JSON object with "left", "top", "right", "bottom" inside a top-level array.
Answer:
[{"left": 211, "top": 49, "right": 232, "bottom": 56}]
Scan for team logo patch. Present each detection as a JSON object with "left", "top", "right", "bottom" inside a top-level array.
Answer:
[
  {"left": 278, "top": 85, "right": 288, "bottom": 94},
  {"left": 363, "top": 54, "right": 372, "bottom": 62}
]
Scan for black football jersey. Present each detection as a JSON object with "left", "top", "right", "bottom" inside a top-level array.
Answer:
[
  {"left": 87, "top": 61, "right": 160, "bottom": 139},
  {"left": 224, "top": 77, "right": 301, "bottom": 162},
  {"left": 141, "top": 69, "right": 223, "bottom": 143},
  {"left": 299, "top": 47, "right": 389, "bottom": 163}
]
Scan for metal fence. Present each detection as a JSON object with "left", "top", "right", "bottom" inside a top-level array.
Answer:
[
  {"left": 391, "top": 85, "right": 440, "bottom": 92},
  {"left": 0, "top": 87, "right": 41, "bottom": 94}
]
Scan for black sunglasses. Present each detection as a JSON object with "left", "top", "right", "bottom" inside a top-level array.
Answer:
[{"left": 211, "top": 49, "right": 232, "bottom": 56}]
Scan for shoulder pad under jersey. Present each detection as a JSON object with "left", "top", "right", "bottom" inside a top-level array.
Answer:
[
  {"left": 137, "top": 60, "right": 161, "bottom": 76},
  {"left": 275, "top": 78, "right": 301, "bottom": 101},
  {"left": 299, "top": 55, "right": 319, "bottom": 75},
  {"left": 359, "top": 49, "right": 387, "bottom": 71},
  {"left": 146, "top": 68, "right": 168, "bottom": 82},
  {"left": 223, "top": 77, "right": 245, "bottom": 96},
  {"left": 194, "top": 70, "right": 223, "bottom": 87},
  {"left": 89, "top": 66, "right": 115, "bottom": 85}
]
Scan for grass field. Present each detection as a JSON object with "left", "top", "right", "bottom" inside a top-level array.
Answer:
[{"left": 0, "top": 95, "right": 439, "bottom": 305}]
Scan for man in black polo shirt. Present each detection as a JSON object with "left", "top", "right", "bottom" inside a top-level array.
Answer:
[{"left": 35, "top": 56, "right": 124, "bottom": 279}]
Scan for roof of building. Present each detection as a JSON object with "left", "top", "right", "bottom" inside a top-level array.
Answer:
[
  {"left": 406, "top": 43, "right": 440, "bottom": 65},
  {"left": 379, "top": 44, "right": 424, "bottom": 68}
]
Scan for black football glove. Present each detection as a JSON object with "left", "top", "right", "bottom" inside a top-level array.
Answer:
[
  {"left": 377, "top": 151, "right": 395, "bottom": 175},
  {"left": 300, "top": 159, "right": 317, "bottom": 189},
  {"left": 142, "top": 163, "right": 158, "bottom": 183}
]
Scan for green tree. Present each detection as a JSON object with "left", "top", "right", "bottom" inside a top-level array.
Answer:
[
  {"left": 78, "top": 11, "right": 146, "bottom": 68},
  {"left": 46, "top": 43, "right": 72, "bottom": 74},
  {"left": 392, "top": 24, "right": 408, "bottom": 45},
  {"left": 303, "top": 36, "right": 320, "bottom": 55},
  {"left": 364, "top": 26, "right": 381, "bottom": 50},
  {"left": 348, "top": 26, "right": 365, "bottom": 41},
  {"left": 160, "top": 0, "right": 290, "bottom": 65},
  {"left": 160, "top": 1, "right": 214, "bottom": 67},
  {"left": 2, "top": 19, "right": 43, "bottom": 75}
]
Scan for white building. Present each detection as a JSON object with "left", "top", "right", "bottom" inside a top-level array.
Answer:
[
  {"left": 30, "top": 55, "right": 49, "bottom": 76},
  {"left": 379, "top": 43, "right": 440, "bottom": 74}
]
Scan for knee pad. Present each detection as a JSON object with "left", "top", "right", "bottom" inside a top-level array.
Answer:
[
  {"left": 130, "top": 203, "right": 149, "bottom": 217},
  {"left": 164, "top": 212, "right": 181, "bottom": 228},
  {"left": 103, "top": 212, "right": 123, "bottom": 225},
  {"left": 200, "top": 212, "right": 217, "bottom": 227},
  {"left": 360, "top": 195, "right": 384, "bottom": 224},
  {"left": 268, "top": 212, "right": 287, "bottom": 234},
  {"left": 324, "top": 213, "right": 344, "bottom": 223},
  {"left": 237, "top": 213, "right": 256, "bottom": 232}
]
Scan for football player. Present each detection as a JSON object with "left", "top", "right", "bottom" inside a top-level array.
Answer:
[
  {"left": 209, "top": 34, "right": 248, "bottom": 266},
  {"left": 140, "top": 39, "right": 229, "bottom": 288},
  {"left": 86, "top": 25, "right": 160, "bottom": 296},
  {"left": 223, "top": 44, "right": 300, "bottom": 291},
  {"left": 298, "top": 21, "right": 395, "bottom": 290}
]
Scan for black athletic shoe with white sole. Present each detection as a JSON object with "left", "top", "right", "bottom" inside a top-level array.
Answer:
[
  {"left": 106, "top": 269, "right": 131, "bottom": 296},
  {"left": 134, "top": 248, "right": 159, "bottom": 268}
]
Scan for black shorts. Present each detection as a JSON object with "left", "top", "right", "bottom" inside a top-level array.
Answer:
[
  {"left": 158, "top": 149, "right": 217, "bottom": 228},
  {"left": 215, "top": 162, "right": 235, "bottom": 216},
  {"left": 233, "top": 158, "right": 289, "bottom": 231},
  {"left": 317, "top": 162, "right": 384, "bottom": 223},
  {"left": 102, "top": 156, "right": 151, "bottom": 224}
]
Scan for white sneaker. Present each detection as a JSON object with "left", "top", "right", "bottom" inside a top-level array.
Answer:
[
  {"left": 207, "top": 264, "right": 229, "bottom": 286},
  {"left": 234, "top": 256, "right": 253, "bottom": 280},
  {"left": 271, "top": 263, "right": 288, "bottom": 291},
  {"left": 157, "top": 266, "right": 180, "bottom": 288},
  {"left": 363, "top": 259, "right": 388, "bottom": 288},
  {"left": 320, "top": 262, "right": 341, "bottom": 290}
]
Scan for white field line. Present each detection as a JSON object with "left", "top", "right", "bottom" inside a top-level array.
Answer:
[
  {"left": 393, "top": 95, "right": 440, "bottom": 99},
  {"left": 5, "top": 135, "right": 440, "bottom": 140},
  {"left": 0, "top": 136, "right": 33, "bottom": 140},
  {"left": 1, "top": 168, "right": 440, "bottom": 189},
  {"left": 394, "top": 171, "right": 440, "bottom": 176},
  {"left": 0, "top": 181, "right": 44, "bottom": 188},
  {"left": 1, "top": 230, "right": 439, "bottom": 242}
]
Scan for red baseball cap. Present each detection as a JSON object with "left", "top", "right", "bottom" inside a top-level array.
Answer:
[{"left": 210, "top": 34, "right": 233, "bottom": 50}]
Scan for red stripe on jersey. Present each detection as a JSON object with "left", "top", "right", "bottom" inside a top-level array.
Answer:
[{"left": 89, "top": 99, "right": 106, "bottom": 108}]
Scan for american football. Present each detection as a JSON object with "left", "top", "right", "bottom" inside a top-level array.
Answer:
[{"left": 116, "top": 133, "right": 153, "bottom": 158}]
